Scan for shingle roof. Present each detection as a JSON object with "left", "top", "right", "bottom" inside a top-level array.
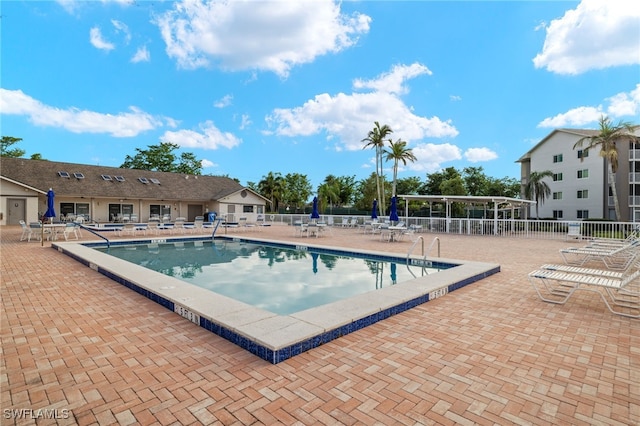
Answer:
[{"left": 1, "top": 157, "right": 245, "bottom": 201}]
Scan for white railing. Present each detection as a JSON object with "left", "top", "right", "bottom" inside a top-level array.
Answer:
[{"left": 265, "top": 214, "right": 638, "bottom": 241}]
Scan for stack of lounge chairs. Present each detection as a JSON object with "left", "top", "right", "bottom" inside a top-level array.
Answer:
[{"left": 528, "top": 236, "right": 640, "bottom": 318}]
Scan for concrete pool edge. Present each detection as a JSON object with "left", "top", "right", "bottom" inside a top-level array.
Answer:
[{"left": 52, "top": 236, "right": 500, "bottom": 364}]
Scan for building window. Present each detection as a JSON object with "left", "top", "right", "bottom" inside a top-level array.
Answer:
[
  {"left": 553, "top": 192, "right": 563, "bottom": 200},
  {"left": 577, "top": 149, "right": 589, "bottom": 159},
  {"left": 577, "top": 190, "right": 589, "bottom": 199},
  {"left": 553, "top": 154, "right": 563, "bottom": 163},
  {"left": 552, "top": 172, "right": 563, "bottom": 181},
  {"left": 577, "top": 210, "right": 589, "bottom": 219},
  {"left": 243, "top": 205, "right": 254, "bottom": 213},
  {"left": 577, "top": 169, "right": 589, "bottom": 179},
  {"left": 553, "top": 210, "right": 563, "bottom": 219}
]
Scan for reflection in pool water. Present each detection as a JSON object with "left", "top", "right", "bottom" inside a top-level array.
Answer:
[{"left": 97, "top": 240, "right": 445, "bottom": 315}]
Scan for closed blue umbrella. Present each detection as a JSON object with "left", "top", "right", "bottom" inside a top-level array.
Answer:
[
  {"left": 44, "top": 188, "right": 56, "bottom": 222},
  {"left": 371, "top": 199, "right": 378, "bottom": 219},
  {"left": 389, "top": 196, "right": 399, "bottom": 223},
  {"left": 310, "top": 197, "right": 320, "bottom": 220}
]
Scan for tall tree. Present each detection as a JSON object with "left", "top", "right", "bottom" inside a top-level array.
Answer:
[
  {"left": 258, "top": 172, "right": 285, "bottom": 212},
  {"left": 362, "top": 122, "right": 393, "bottom": 216},
  {"left": 317, "top": 178, "right": 340, "bottom": 215},
  {"left": 524, "top": 170, "right": 553, "bottom": 219},
  {"left": 1, "top": 136, "right": 25, "bottom": 158},
  {"left": 282, "top": 173, "right": 312, "bottom": 212},
  {"left": 384, "top": 138, "right": 417, "bottom": 198},
  {"left": 573, "top": 116, "right": 638, "bottom": 220},
  {"left": 121, "top": 142, "right": 202, "bottom": 175}
]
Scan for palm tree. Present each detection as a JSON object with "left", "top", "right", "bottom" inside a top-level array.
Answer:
[
  {"left": 384, "top": 138, "right": 417, "bottom": 197},
  {"left": 257, "top": 172, "right": 284, "bottom": 213},
  {"left": 524, "top": 170, "right": 553, "bottom": 219},
  {"left": 362, "top": 122, "right": 393, "bottom": 215},
  {"left": 573, "top": 116, "right": 638, "bottom": 220}
]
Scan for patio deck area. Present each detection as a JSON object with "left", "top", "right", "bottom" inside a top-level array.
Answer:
[{"left": 1, "top": 224, "right": 638, "bottom": 425}]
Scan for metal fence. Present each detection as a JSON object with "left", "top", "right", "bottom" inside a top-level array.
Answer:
[{"left": 265, "top": 214, "right": 637, "bottom": 241}]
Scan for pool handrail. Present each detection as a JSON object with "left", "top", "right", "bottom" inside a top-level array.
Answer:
[
  {"left": 211, "top": 218, "right": 224, "bottom": 238},
  {"left": 78, "top": 224, "right": 110, "bottom": 248}
]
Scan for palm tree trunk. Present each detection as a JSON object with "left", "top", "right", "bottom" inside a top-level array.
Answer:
[
  {"left": 608, "top": 163, "right": 621, "bottom": 220},
  {"left": 375, "top": 147, "right": 382, "bottom": 216}
]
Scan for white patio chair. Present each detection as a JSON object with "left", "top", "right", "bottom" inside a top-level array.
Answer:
[
  {"left": 62, "top": 222, "right": 79, "bottom": 240},
  {"left": 19, "top": 220, "right": 32, "bottom": 241}
]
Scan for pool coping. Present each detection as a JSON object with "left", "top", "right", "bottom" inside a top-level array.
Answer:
[{"left": 52, "top": 235, "right": 500, "bottom": 364}]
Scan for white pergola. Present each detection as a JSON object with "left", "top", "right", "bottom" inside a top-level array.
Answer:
[{"left": 397, "top": 195, "right": 537, "bottom": 235}]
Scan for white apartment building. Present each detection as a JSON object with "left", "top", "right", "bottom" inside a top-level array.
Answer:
[{"left": 518, "top": 128, "right": 640, "bottom": 222}]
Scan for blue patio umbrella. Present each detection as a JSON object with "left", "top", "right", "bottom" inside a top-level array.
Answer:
[
  {"left": 371, "top": 199, "right": 378, "bottom": 219},
  {"left": 389, "top": 196, "right": 399, "bottom": 223},
  {"left": 44, "top": 188, "right": 56, "bottom": 222},
  {"left": 312, "top": 252, "right": 319, "bottom": 274},
  {"left": 310, "top": 197, "right": 320, "bottom": 220}
]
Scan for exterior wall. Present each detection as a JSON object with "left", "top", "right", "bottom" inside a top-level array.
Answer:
[
  {"left": 218, "top": 190, "right": 266, "bottom": 223},
  {"left": 529, "top": 132, "right": 606, "bottom": 220},
  {"left": 0, "top": 179, "right": 40, "bottom": 225}
]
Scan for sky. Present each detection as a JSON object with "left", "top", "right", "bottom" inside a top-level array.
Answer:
[{"left": 1, "top": 0, "right": 639, "bottom": 190}]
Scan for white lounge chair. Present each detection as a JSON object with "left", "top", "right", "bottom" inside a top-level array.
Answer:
[
  {"left": 559, "top": 241, "right": 639, "bottom": 270},
  {"left": 528, "top": 256, "right": 640, "bottom": 318}
]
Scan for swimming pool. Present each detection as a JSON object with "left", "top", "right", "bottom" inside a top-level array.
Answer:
[
  {"left": 53, "top": 235, "right": 500, "bottom": 364},
  {"left": 95, "top": 240, "right": 444, "bottom": 315}
]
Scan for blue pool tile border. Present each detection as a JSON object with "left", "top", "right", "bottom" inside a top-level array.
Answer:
[{"left": 54, "top": 237, "right": 499, "bottom": 364}]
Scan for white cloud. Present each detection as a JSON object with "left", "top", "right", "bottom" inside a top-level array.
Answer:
[
  {"left": 90, "top": 27, "right": 115, "bottom": 51},
  {"left": 353, "top": 63, "right": 432, "bottom": 95},
  {"left": 111, "top": 19, "right": 131, "bottom": 44},
  {"left": 533, "top": 0, "right": 640, "bottom": 75},
  {"left": 0, "top": 88, "right": 165, "bottom": 137},
  {"left": 161, "top": 120, "right": 241, "bottom": 150},
  {"left": 538, "top": 84, "right": 640, "bottom": 128},
  {"left": 538, "top": 106, "right": 603, "bottom": 128},
  {"left": 131, "top": 46, "right": 150, "bottom": 63},
  {"left": 154, "top": 0, "right": 370, "bottom": 77},
  {"left": 239, "top": 114, "right": 251, "bottom": 130},
  {"left": 201, "top": 159, "right": 217, "bottom": 168},
  {"left": 464, "top": 147, "right": 498, "bottom": 163},
  {"left": 214, "top": 95, "right": 233, "bottom": 108},
  {"left": 406, "top": 143, "right": 462, "bottom": 173},
  {"left": 607, "top": 83, "right": 640, "bottom": 117},
  {"left": 266, "top": 63, "right": 458, "bottom": 150}
]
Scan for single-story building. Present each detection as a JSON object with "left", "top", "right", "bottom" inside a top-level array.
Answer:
[{"left": 0, "top": 157, "right": 269, "bottom": 225}]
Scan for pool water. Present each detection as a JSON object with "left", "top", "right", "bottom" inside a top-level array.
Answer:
[{"left": 97, "top": 239, "right": 443, "bottom": 315}]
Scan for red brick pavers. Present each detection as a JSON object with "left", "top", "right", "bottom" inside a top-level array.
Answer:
[{"left": 1, "top": 225, "right": 638, "bottom": 425}]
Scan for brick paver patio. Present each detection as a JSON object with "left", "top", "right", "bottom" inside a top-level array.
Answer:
[{"left": 1, "top": 224, "right": 638, "bottom": 425}]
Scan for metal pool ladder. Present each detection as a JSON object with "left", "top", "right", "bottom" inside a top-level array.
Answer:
[{"left": 406, "top": 236, "right": 440, "bottom": 277}]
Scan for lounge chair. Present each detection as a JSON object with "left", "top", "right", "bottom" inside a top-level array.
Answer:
[
  {"left": 528, "top": 256, "right": 640, "bottom": 318},
  {"left": 559, "top": 241, "right": 639, "bottom": 270}
]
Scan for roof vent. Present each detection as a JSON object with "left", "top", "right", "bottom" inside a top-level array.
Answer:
[
  {"left": 101, "top": 175, "right": 112, "bottom": 181},
  {"left": 150, "top": 178, "right": 161, "bottom": 184},
  {"left": 74, "top": 172, "right": 85, "bottom": 179},
  {"left": 115, "top": 176, "right": 125, "bottom": 182},
  {"left": 138, "top": 177, "right": 149, "bottom": 184},
  {"left": 58, "top": 171, "right": 70, "bottom": 178}
]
